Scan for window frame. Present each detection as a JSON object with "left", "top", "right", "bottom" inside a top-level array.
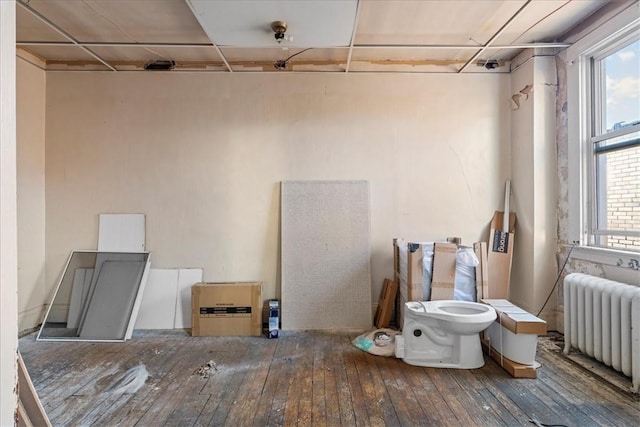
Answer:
[{"left": 566, "top": 4, "right": 640, "bottom": 260}]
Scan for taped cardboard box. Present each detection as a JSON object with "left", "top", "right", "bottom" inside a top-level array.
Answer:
[
  {"left": 192, "top": 282, "right": 262, "bottom": 337},
  {"left": 487, "top": 212, "right": 516, "bottom": 298},
  {"left": 430, "top": 242, "right": 457, "bottom": 300},
  {"left": 481, "top": 299, "right": 547, "bottom": 377}
]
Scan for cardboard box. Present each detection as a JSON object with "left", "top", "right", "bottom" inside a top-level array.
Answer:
[
  {"left": 374, "top": 278, "right": 397, "bottom": 328},
  {"left": 481, "top": 299, "right": 546, "bottom": 371},
  {"left": 430, "top": 242, "right": 457, "bottom": 300},
  {"left": 393, "top": 238, "right": 480, "bottom": 327},
  {"left": 487, "top": 211, "right": 516, "bottom": 298},
  {"left": 191, "top": 282, "right": 262, "bottom": 337},
  {"left": 481, "top": 339, "right": 538, "bottom": 378},
  {"left": 481, "top": 299, "right": 547, "bottom": 335}
]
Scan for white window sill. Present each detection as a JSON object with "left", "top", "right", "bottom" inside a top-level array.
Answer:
[{"left": 568, "top": 245, "right": 640, "bottom": 271}]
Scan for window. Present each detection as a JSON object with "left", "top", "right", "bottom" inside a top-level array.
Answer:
[
  {"left": 568, "top": 11, "right": 640, "bottom": 254},
  {"left": 589, "top": 36, "right": 640, "bottom": 250}
]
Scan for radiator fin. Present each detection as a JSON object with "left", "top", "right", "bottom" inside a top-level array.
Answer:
[{"left": 563, "top": 273, "right": 640, "bottom": 393}]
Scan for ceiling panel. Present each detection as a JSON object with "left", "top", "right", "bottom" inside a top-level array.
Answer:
[
  {"left": 355, "top": 0, "right": 527, "bottom": 45},
  {"left": 16, "top": 4, "right": 68, "bottom": 42},
  {"left": 188, "top": 0, "right": 358, "bottom": 47},
  {"left": 15, "top": 0, "right": 619, "bottom": 73},
  {"left": 492, "top": 0, "right": 607, "bottom": 45},
  {"left": 22, "top": 0, "right": 210, "bottom": 43}
]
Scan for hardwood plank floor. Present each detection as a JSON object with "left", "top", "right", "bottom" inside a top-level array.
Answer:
[{"left": 19, "top": 330, "right": 640, "bottom": 426}]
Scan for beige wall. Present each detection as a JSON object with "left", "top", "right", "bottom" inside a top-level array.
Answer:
[
  {"left": 17, "top": 57, "right": 46, "bottom": 332},
  {"left": 0, "top": 1, "right": 18, "bottom": 422},
  {"left": 43, "top": 72, "right": 512, "bottom": 305},
  {"left": 509, "top": 54, "right": 559, "bottom": 322}
]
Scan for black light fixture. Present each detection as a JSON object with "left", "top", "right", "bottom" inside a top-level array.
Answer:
[{"left": 143, "top": 60, "right": 176, "bottom": 71}]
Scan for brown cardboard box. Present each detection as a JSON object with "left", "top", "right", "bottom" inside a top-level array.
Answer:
[
  {"left": 191, "top": 282, "right": 262, "bottom": 337},
  {"left": 481, "top": 299, "right": 546, "bottom": 377},
  {"left": 430, "top": 242, "right": 457, "bottom": 300},
  {"left": 487, "top": 211, "right": 516, "bottom": 298},
  {"left": 481, "top": 299, "right": 547, "bottom": 335}
]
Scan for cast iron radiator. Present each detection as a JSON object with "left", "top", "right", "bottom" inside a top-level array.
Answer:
[{"left": 563, "top": 273, "right": 640, "bottom": 393}]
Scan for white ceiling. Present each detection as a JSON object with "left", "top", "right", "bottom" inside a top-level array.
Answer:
[{"left": 15, "top": 0, "right": 629, "bottom": 73}]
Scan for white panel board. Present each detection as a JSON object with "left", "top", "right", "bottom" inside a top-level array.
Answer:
[
  {"left": 174, "top": 268, "right": 203, "bottom": 329},
  {"left": 134, "top": 269, "right": 179, "bottom": 330},
  {"left": 281, "top": 180, "right": 372, "bottom": 330},
  {"left": 188, "top": 0, "right": 358, "bottom": 47},
  {"left": 98, "top": 213, "right": 145, "bottom": 252}
]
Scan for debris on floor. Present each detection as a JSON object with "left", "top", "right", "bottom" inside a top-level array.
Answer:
[
  {"left": 103, "top": 364, "right": 148, "bottom": 395},
  {"left": 194, "top": 360, "right": 217, "bottom": 378}
]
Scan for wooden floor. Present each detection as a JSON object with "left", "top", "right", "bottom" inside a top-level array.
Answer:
[{"left": 19, "top": 330, "right": 640, "bottom": 427}]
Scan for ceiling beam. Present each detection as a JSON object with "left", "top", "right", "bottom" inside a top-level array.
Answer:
[{"left": 16, "top": 41, "right": 570, "bottom": 50}]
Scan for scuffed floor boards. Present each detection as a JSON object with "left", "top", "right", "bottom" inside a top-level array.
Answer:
[
  {"left": 17, "top": 352, "right": 51, "bottom": 427},
  {"left": 18, "top": 331, "right": 640, "bottom": 426}
]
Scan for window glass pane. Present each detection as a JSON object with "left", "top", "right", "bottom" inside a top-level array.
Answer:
[
  {"left": 595, "top": 144, "right": 640, "bottom": 250},
  {"left": 603, "top": 39, "right": 640, "bottom": 132},
  {"left": 595, "top": 130, "right": 640, "bottom": 151}
]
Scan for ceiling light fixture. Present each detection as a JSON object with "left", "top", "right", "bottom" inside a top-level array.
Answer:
[
  {"left": 477, "top": 59, "right": 501, "bottom": 70},
  {"left": 143, "top": 60, "right": 176, "bottom": 71},
  {"left": 271, "top": 20, "right": 288, "bottom": 44}
]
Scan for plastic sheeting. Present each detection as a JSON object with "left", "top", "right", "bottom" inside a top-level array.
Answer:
[{"left": 454, "top": 246, "right": 479, "bottom": 301}]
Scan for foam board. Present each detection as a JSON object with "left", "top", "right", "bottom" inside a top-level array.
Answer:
[
  {"left": 98, "top": 213, "right": 145, "bottom": 252},
  {"left": 281, "top": 180, "right": 372, "bottom": 330},
  {"left": 174, "top": 268, "right": 203, "bottom": 329},
  {"left": 134, "top": 269, "right": 180, "bottom": 330}
]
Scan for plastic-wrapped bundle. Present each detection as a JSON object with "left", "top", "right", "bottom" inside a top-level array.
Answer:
[
  {"left": 454, "top": 246, "right": 479, "bottom": 301},
  {"left": 422, "top": 244, "right": 434, "bottom": 300}
]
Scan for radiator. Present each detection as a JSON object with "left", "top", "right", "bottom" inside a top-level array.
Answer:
[{"left": 563, "top": 273, "right": 640, "bottom": 393}]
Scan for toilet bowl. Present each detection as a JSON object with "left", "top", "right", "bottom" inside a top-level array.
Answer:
[{"left": 395, "top": 300, "right": 496, "bottom": 369}]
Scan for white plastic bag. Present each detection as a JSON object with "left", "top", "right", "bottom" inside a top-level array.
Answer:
[
  {"left": 352, "top": 328, "right": 398, "bottom": 357},
  {"left": 454, "top": 246, "right": 479, "bottom": 301}
]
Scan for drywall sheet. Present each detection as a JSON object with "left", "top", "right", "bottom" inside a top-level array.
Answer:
[
  {"left": 174, "top": 268, "right": 203, "bottom": 329},
  {"left": 134, "top": 269, "right": 179, "bottom": 330},
  {"left": 78, "top": 260, "right": 146, "bottom": 340},
  {"left": 281, "top": 180, "right": 372, "bottom": 330},
  {"left": 98, "top": 213, "right": 145, "bottom": 252}
]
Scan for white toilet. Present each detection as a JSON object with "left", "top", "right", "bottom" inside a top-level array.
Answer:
[{"left": 395, "top": 300, "right": 497, "bottom": 369}]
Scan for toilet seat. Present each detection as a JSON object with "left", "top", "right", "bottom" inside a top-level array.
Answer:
[{"left": 406, "top": 300, "right": 495, "bottom": 323}]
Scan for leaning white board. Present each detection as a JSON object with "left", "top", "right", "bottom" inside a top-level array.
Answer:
[
  {"left": 134, "top": 269, "right": 180, "bottom": 330},
  {"left": 281, "top": 180, "right": 372, "bottom": 330},
  {"left": 98, "top": 213, "right": 145, "bottom": 252},
  {"left": 174, "top": 268, "right": 204, "bottom": 329}
]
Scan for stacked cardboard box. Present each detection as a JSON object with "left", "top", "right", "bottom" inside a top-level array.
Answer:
[
  {"left": 481, "top": 299, "right": 547, "bottom": 378},
  {"left": 394, "top": 239, "right": 488, "bottom": 327}
]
